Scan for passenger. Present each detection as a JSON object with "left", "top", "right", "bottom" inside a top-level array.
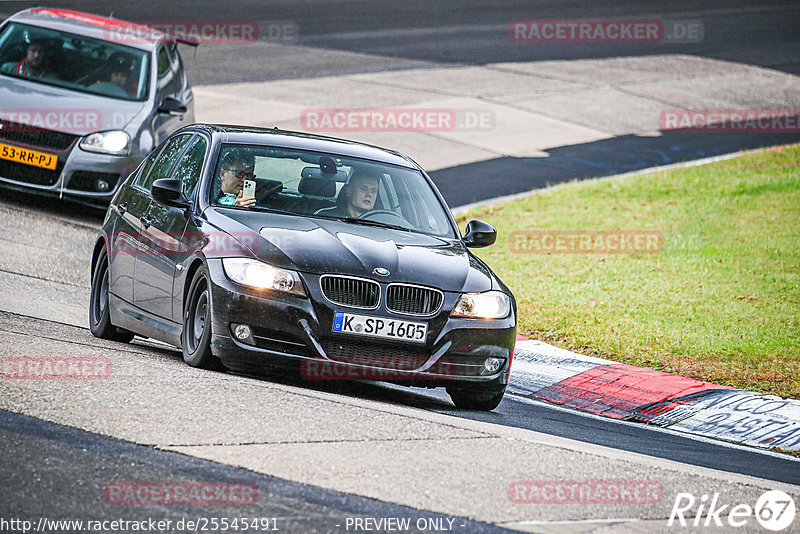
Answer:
[
  {"left": 316, "top": 172, "right": 379, "bottom": 218},
  {"left": 217, "top": 150, "right": 257, "bottom": 207},
  {"left": 1, "top": 39, "right": 57, "bottom": 79},
  {"left": 109, "top": 56, "right": 134, "bottom": 94},
  {"left": 88, "top": 54, "right": 137, "bottom": 98}
]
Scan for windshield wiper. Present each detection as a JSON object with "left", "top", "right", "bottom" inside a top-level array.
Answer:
[
  {"left": 335, "top": 217, "right": 411, "bottom": 232},
  {"left": 248, "top": 206, "right": 297, "bottom": 216}
]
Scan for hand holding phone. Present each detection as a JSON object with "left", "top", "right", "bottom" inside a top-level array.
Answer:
[{"left": 242, "top": 179, "right": 256, "bottom": 200}]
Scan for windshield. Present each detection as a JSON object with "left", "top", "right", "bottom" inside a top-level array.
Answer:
[
  {"left": 211, "top": 144, "right": 457, "bottom": 238},
  {"left": 0, "top": 22, "right": 149, "bottom": 101}
]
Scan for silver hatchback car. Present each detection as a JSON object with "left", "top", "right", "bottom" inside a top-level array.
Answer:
[{"left": 0, "top": 8, "right": 195, "bottom": 207}]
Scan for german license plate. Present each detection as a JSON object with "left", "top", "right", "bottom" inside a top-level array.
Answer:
[
  {"left": 332, "top": 312, "right": 427, "bottom": 343},
  {"left": 0, "top": 142, "right": 58, "bottom": 170}
]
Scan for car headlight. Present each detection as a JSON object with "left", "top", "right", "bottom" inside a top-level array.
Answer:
[
  {"left": 80, "top": 130, "right": 131, "bottom": 155},
  {"left": 222, "top": 258, "right": 306, "bottom": 296},
  {"left": 451, "top": 291, "right": 510, "bottom": 319}
]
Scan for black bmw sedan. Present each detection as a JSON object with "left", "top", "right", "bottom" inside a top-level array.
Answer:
[{"left": 89, "top": 124, "right": 516, "bottom": 410}]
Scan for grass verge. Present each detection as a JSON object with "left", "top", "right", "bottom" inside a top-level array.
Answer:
[{"left": 457, "top": 144, "right": 800, "bottom": 398}]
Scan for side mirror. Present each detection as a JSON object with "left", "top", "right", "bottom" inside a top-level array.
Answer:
[
  {"left": 157, "top": 97, "right": 187, "bottom": 115},
  {"left": 152, "top": 178, "right": 190, "bottom": 209},
  {"left": 462, "top": 220, "right": 497, "bottom": 248}
]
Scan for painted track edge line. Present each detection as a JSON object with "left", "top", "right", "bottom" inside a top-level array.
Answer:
[{"left": 510, "top": 335, "right": 800, "bottom": 453}]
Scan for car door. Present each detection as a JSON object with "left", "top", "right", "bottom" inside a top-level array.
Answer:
[
  {"left": 130, "top": 133, "right": 193, "bottom": 317},
  {"left": 151, "top": 43, "right": 191, "bottom": 145},
  {"left": 135, "top": 133, "right": 206, "bottom": 322},
  {"left": 107, "top": 146, "right": 167, "bottom": 305}
]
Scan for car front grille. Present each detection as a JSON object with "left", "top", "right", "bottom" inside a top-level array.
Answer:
[
  {"left": 0, "top": 158, "right": 63, "bottom": 186},
  {"left": 321, "top": 338, "right": 429, "bottom": 370},
  {"left": 386, "top": 284, "right": 443, "bottom": 315},
  {"left": 0, "top": 119, "right": 79, "bottom": 151},
  {"left": 320, "top": 275, "right": 379, "bottom": 309}
]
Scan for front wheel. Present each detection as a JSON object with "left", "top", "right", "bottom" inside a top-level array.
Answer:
[
  {"left": 181, "top": 266, "right": 224, "bottom": 370},
  {"left": 89, "top": 247, "right": 134, "bottom": 343},
  {"left": 447, "top": 386, "right": 506, "bottom": 411}
]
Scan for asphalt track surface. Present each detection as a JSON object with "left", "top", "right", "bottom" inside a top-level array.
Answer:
[
  {"left": 1, "top": 1, "right": 799, "bottom": 530},
  {"left": 0, "top": 409, "right": 514, "bottom": 533},
  {"left": 1, "top": 311, "right": 798, "bottom": 530}
]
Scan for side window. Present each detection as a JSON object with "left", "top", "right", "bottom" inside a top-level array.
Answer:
[
  {"left": 156, "top": 43, "right": 183, "bottom": 93},
  {"left": 134, "top": 141, "right": 167, "bottom": 188},
  {"left": 156, "top": 45, "right": 174, "bottom": 90},
  {"left": 138, "top": 134, "right": 192, "bottom": 191},
  {"left": 171, "top": 135, "right": 208, "bottom": 199}
]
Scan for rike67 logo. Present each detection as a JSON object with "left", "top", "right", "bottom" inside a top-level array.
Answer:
[{"left": 668, "top": 490, "right": 796, "bottom": 531}]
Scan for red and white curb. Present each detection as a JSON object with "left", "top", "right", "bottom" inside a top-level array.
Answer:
[{"left": 510, "top": 335, "right": 800, "bottom": 452}]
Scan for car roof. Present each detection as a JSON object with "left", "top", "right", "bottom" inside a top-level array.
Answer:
[
  {"left": 184, "top": 124, "right": 421, "bottom": 169},
  {"left": 4, "top": 8, "right": 169, "bottom": 50}
]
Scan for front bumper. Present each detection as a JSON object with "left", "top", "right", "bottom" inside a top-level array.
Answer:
[
  {"left": 205, "top": 259, "right": 516, "bottom": 390},
  {"left": 0, "top": 138, "right": 139, "bottom": 206}
]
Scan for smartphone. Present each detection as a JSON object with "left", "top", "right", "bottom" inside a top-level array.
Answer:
[{"left": 242, "top": 179, "right": 256, "bottom": 200}]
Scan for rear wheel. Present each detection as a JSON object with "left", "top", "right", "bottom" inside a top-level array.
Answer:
[
  {"left": 182, "top": 266, "right": 224, "bottom": 370},
  {"left": 447, "top": 386, "right": 506, "bottom": 411},
  {"left": 89, "top": 248, "right": 134, "bottom": 343}
]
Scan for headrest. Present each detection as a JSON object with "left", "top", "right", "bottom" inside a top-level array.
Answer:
[
  {"left": 298, "top": 176, "right": 335, "bottom": 198},
  {"left": 256, "top": 178, "right": 283, "bottom": 198}
]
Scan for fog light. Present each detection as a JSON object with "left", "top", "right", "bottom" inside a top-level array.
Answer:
[
  {"left": 96, "top": 178, "right": 111, "bottom": 192},
  {"left": 483, "top": 357, "right": 504, "bottom": 374},
  {"left": 232, "top": 323, "right": 253, "bottom": 344}
]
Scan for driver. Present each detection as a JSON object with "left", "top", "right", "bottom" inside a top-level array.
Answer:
[
  {"left": 317, "top": 172, "right": 379, "bottom": 218},
  {"left": 216, "top": 149, "right": 256, "bottom": 207},
  {"left": 1, "top": 39, "right": 58, "bottom": 79}
]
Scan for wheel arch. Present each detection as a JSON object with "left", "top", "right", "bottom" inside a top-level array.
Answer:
[
  {"left": 90, "top": 236, "right": 109, "bottom": 280},
  {"left": 182, "top": 257, "right": 207, "bottom": 309}
]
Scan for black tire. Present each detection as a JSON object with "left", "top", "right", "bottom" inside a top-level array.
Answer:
[
  {"left": 89, "top": 247, "right": 134, "bottom": 343},
  {"left": 181, "top": 266, "right": 224, "bottom": 370},
  {"left": 447, "top": 386, "right": 506, "bottom": 411}
]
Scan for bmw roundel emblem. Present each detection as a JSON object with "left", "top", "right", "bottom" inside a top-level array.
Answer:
[{"left": 373, "top": 267, "right": 390, "bottom": 276}]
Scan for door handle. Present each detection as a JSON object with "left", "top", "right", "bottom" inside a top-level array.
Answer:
[
  {"left": 140, "top": 217, "right": 152, "bottom": 229},
  {"left": 117, "top": 203, "right": 127, "bottom": 215}
]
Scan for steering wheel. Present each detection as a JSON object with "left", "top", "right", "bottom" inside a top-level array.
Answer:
[{"left": 359, "top": 209, "right": 409, "bottom": 226}]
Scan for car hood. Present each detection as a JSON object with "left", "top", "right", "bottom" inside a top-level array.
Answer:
[
  {"left": 0, "top": 76, "right": 146, "bottom": 134},
  {"left": 208, "top": 209, "right": 495, "bottom": 293}
]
